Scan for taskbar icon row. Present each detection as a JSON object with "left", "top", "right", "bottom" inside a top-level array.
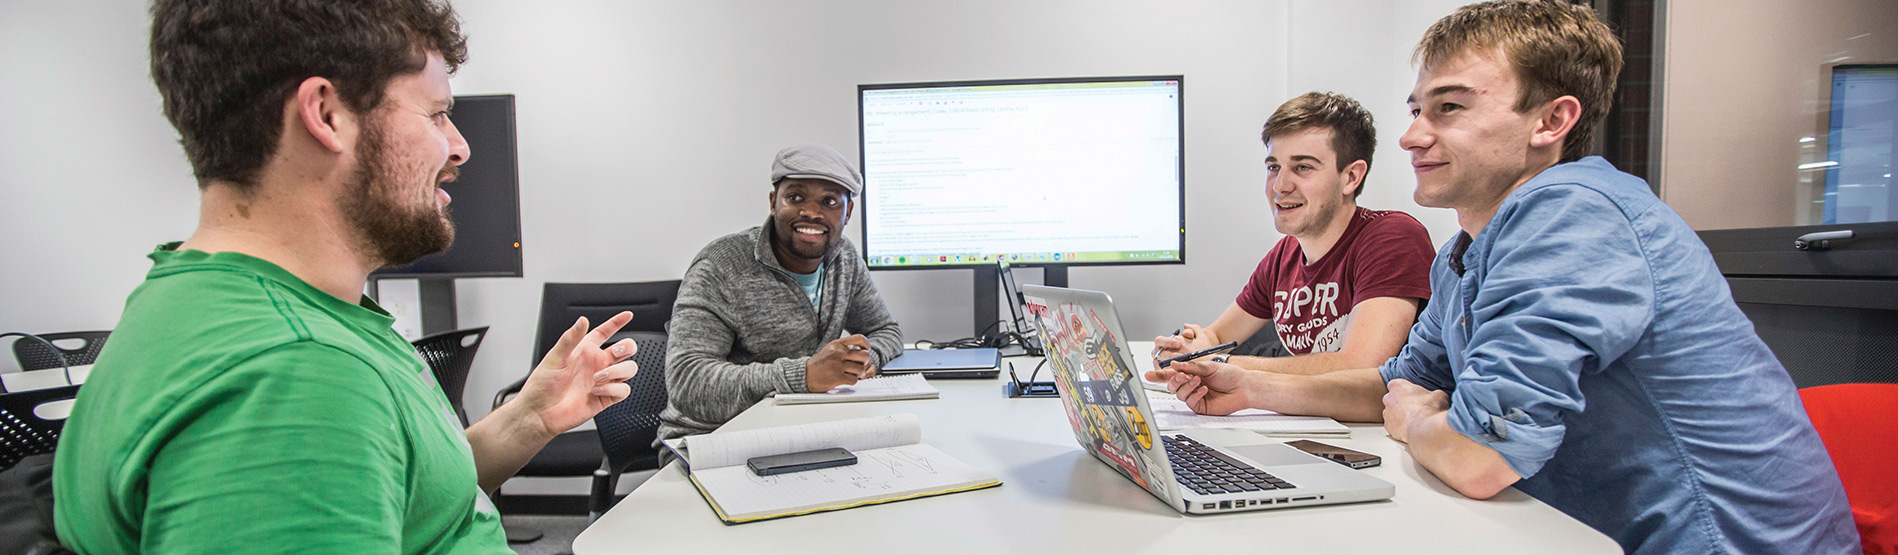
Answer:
[{"left": 872, "top": 252, "right": 1081, "bottom": 266}]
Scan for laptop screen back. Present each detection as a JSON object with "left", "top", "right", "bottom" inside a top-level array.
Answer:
[{"left": 1020, "top": 285, "right": 1180, "bottom": 508}]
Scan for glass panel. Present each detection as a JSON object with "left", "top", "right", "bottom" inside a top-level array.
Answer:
[{"left": 1658, "top": 0, "right": 1898, "bottom": 230}]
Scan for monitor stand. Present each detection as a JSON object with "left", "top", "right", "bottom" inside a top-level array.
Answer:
[
  {"left": 974, "top": 265, "right": 1065, "bottom": 336},
  {"left": 367, "top": 278, "right": 460, "bottom": 337},
  {"left": 417, "top": 278, "right": 459, "bottom": 336}
]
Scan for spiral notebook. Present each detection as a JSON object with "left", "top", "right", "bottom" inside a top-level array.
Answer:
[{"left": 662, "top": 414, "right": 1002, "bottom": 524}]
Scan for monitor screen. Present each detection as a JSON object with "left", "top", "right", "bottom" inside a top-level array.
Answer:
[
  {"left": 858, "top": 76, "right": 1185, "bottom": 269},
  {"left": 1824, "top": 65, "right": 1898, "bottom": 225},
  {"left": 374, "top": 94, "right": 525, "bottom": 279}
]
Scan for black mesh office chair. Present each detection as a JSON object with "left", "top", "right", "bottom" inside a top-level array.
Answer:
[
  {"left": 491, "top": 280, "right": 679, "bottom": 542},
  {"left": 586, "top": 331, "right": 669, "bottom": 520},
  {"left": 0, "top": 385, "right": 80, "bottom": 555},
  {"left": 411, "top": 327, "right": 489, "bottom": 427},
  {"left": 0, "top": 385, "right": 80, "bottom": 473},
  {"left": 10, "top": 331, "right": 109, "bottom": 372}
]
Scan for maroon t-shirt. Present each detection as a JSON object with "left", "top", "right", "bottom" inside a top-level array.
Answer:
[{"left": 1235, "top": 208, "right": 1435, "bottom": 355}]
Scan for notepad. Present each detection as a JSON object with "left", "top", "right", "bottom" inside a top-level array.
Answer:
[
  {"left": 662, "top": 414, "right": 1001, "bottom": 524},
  {"left": 1147, "top": 396, "right": 1350, "bottom": 437},
  {"left": 773, "top": 373, "right": 940, "bottom": 405}
]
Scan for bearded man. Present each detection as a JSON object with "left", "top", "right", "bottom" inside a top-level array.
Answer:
[{"left": 54, "top": 2, "right": 642, "bottom": 553}]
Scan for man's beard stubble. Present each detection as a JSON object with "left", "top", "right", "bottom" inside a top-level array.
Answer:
[{"left": 342, "top": 119, "right": 456, "bottom": 268}]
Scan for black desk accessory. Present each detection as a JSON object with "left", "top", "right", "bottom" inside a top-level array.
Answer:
[{"left": 1003, "top": 359, "right": 1057, "bottom": 398}]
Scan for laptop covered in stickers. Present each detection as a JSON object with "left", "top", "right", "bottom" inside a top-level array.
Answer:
[{"left": 1019, "top": 284, "right": 1393, "bottom": 514}]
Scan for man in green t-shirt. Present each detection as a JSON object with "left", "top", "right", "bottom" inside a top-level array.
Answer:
[{"left": 52, "top": 1, "right": 644, "bottom": 553}]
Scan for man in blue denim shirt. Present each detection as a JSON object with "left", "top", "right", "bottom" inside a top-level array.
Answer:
[{"left": 1148, "top": 2, "right": 1858, "bottom": 552}]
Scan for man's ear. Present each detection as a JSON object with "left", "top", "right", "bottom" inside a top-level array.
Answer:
[
  {"left": 1529, "top": 95, "right": 1582, "bottom": 151},
  {"left": 766, "top": 186, "right": 779, "bottom": 213},
  {"left": 292, "top": 76, "right": 349, "bottom": 153},
  {"left": 1341, "top": 159, "right": 1369, "bottom": 198},
  {"left": 842, "top": 196, "right": 855, "bottom": 227}
]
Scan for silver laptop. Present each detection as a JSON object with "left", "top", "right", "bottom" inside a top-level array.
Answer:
[
  {"left": 1019, "top": 285, "right": 1394, "bottom": 514},
  {"left": 879, "top": 348, "right": 1001, "bottom": 379}
]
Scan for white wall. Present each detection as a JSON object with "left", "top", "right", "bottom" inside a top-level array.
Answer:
[
  {"left": 1, "top": 1, "right": 201, "bottom": 336},
  {"left": 1, "top": 1, "right": 1468, "bottom": 429}
]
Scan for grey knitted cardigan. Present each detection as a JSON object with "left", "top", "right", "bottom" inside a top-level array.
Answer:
[{"left": 656, "top": 216, "right": 903, "bottom": 442}]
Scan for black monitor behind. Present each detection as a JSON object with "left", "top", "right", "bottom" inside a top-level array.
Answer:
[{"left": 369, "top": 94, "right": 524, "bottom": 335}]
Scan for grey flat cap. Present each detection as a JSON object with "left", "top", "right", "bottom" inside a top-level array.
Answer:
[{"left": 770, "top": 144, "right": 862, "bottom": 196}]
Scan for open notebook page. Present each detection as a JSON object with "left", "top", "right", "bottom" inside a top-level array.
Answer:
[
  {"left": 1147, "top": 396, "right": 1349, "bottom": 436},
  {"left": 774, "top": 373, "right": 939, "bottom": 405},
  {"left": 678, "top": 413, "right": 923, "bottom": 469},
  {"left": 690, "top": 443, "right": 998, "bottom": 522}
]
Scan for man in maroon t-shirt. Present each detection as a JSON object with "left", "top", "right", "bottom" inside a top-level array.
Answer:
[{"left": 1155, "top": 92, "right": 1434, "bottom": 374}]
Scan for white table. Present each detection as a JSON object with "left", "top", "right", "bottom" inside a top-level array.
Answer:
[
  {"left": 574, "top": 343, "right": 1617, "bottom": 554},
  {"left": 1, "top": 364, "right": 90, "bottom": 393}
]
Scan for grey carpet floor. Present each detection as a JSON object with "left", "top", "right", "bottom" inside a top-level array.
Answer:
[{"left": 506, "top": 514, "right": 590, "bottom": 555}]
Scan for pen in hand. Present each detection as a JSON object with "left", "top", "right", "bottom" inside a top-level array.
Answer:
[
  {"left": 1157, "top": 341, "right": 1239, "bottom": 368},
  {"left": 847, "top": 344, "right": 872, "bottom": 379}
]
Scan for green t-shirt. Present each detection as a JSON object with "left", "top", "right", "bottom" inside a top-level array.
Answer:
[{"left": 53, "top": 244, "right": 509, "bottom": 554}]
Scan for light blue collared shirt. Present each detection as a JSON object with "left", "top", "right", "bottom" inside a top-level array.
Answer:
[{"left": 1380, "top": 157, "right": 1858, "bottom": 554}]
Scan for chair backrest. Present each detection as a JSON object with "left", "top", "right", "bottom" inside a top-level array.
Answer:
[
  {"left": 0, "top": 385, "right": 81, "bottom": 472},
  {"left": 411, "top": 327, "right": 489, "bottom": 427},
  {"left": 1800, "top": 383, "right": 1898, "bottom": 554},
  {"left": 11, "top": 331, "right": 110, "bottom": 372},
  {"left": 533, "top": 281, "right": 680, "bottom": 369},
  {"left": 594, "top": 331, "right": 670, "bottom": 475}
]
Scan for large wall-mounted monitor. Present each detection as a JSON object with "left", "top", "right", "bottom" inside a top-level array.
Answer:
[
  {"left": 857, "top": 76, "right": 1185, "bottom": 270},
  {"left": 374, "top": 94, "right": 524, "bottom": 279}
]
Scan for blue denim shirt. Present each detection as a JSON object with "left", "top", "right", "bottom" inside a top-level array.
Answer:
[{"left": 1380, "top": 157, "right": 1858, "bottom": 554}]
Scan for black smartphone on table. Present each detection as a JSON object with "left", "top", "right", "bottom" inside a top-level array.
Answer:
[
  {"left": 747, "top": 447, "right": 858, "bottom": 476},
  {"left": 1286, "top": 440, "right": 1381, "bottom": 469}
]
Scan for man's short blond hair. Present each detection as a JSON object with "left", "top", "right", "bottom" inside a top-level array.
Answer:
[{"left": 1415, "top": 0, "right": 1623, "bottom": 163}]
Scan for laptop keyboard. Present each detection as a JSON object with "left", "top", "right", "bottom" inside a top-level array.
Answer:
[{"left": 1165, "top": 435, "right": 1295, "bottom": 495}]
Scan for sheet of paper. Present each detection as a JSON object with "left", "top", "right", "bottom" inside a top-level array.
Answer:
[
  {"left": 691, "top": 443, "right": 995, "bottom": 520},
  {"left": 683, "top": 413, "right": 923, "bottom": 470},
  {"left": 1147, "top": 396, "right": 1349, "bottom": 436},
  {"left": 774, "top": 373, "right": 939, "bottom": 405}
]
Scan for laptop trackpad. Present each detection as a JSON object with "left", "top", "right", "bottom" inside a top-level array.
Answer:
[{"left": 1229, "top": 444, "right": 1327, "bottom": 467}]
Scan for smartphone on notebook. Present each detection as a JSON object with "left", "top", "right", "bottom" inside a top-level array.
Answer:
[{"left": 747, "top": 447, "right": 858, "bottom": 476}]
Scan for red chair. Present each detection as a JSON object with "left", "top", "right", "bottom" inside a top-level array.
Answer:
[{"left": 1801, "top": 383, "right": 1898, "bottom": 555}]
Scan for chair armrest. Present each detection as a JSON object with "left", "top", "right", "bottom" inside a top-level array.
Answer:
[{"left": 492, "top": 376, "right": 528, "bottom": 411}]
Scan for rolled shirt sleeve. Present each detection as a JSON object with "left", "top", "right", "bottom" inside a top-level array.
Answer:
[
  {"left": 1379, "top": 268, "right": 1455, "bottom": 392},
  {"left": 1439, "top": 185, "right": 1657, "bottom": 479}
]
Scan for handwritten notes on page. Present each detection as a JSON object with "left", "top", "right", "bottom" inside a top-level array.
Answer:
[
  {"left": 1147, "top": 396, "right": 1349, "bottom": 437},
  {"left": 667, "top": 413, "right": 1001, "bottom": 523},
  {"left": 691, "top": 443, "right": 998, "bottom": 522},
  {"left": 679, "top": 414, "right": 923, "bottom": 470}
]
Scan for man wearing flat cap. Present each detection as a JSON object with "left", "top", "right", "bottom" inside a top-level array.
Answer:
[{"left": 657, "top": 145, "right": 904, "bottom": 442}]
